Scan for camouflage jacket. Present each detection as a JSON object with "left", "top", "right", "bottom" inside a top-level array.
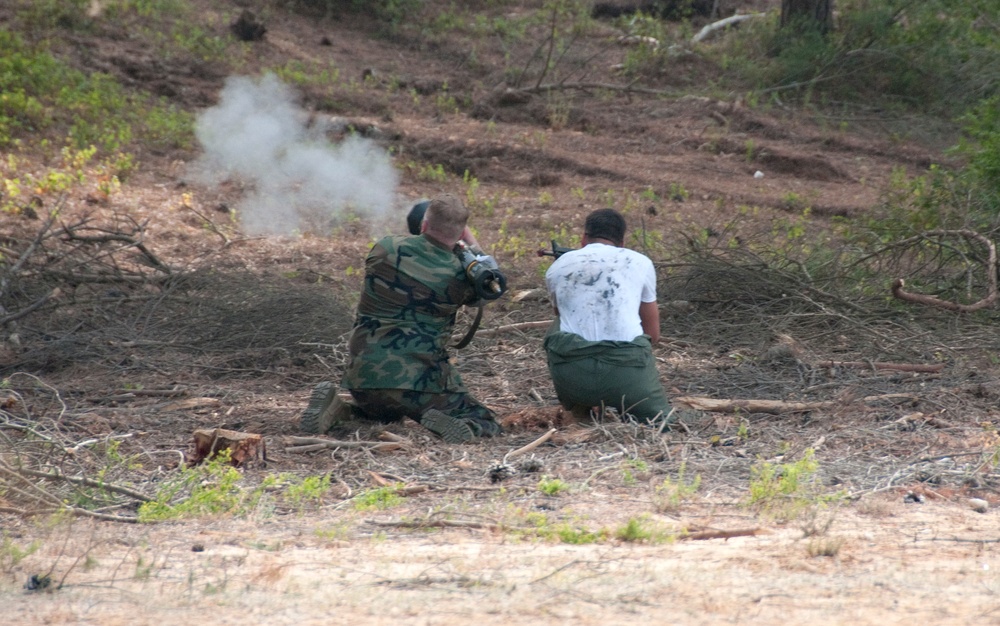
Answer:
[{"left": 342, "top": 234, "right": 477, "bottom": 393}]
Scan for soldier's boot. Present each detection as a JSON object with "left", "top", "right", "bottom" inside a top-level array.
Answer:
[
  {"left": 420, "top": 409, "right": 476, "bottom": 444},
  {"left": 300, "top": 382, "right": 354, "bottom": 434}
]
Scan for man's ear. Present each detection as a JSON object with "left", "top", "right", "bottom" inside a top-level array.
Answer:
[{"left": 419, "top": 219, "right": 428, "bottom": 234}]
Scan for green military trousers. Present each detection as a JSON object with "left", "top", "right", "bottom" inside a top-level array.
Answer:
[{"left": 543, "top": 324, "right": 673, "bottom": 423}]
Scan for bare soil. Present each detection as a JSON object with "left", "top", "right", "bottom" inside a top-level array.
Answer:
[{"left": 2, "top": 2, "right": 999, "bottom": 623}]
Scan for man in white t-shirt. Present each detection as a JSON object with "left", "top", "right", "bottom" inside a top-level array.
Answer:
[{"left": 543, "top": 208, "right": 673, "bottom": 424}]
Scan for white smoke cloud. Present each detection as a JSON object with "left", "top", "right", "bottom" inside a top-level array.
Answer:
[{"left": 190, "top": 73, "right": 399, "bottom": 235}]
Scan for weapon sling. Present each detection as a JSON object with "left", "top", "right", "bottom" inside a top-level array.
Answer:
[{"left": 452, "top": 304, "right": 484, "bottom": 349}]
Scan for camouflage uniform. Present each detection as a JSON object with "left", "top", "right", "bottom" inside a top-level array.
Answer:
[{"left": 340, "top": 234, "right": 501, "bottom": 436}]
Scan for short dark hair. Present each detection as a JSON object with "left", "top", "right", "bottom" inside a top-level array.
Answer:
[{"left": 585, "top": 208, "right": 626, "bottom": 245}]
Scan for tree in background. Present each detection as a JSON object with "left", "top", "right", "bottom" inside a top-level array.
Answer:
[{"left": 781, "top": 0, "right": 834, "bottom": 34}]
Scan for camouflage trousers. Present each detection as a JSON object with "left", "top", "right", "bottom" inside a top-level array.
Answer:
[{"left": 348, "top": 389, "right": 502, "bottom": 437}]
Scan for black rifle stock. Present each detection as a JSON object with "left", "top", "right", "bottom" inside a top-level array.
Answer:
[{"left": 537, "top": 240, "right": 575, "bottom": 259}]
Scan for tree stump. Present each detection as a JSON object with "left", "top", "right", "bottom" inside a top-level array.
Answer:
[{"left": 190, "top": 428, "right": 266, "bottom": 468}]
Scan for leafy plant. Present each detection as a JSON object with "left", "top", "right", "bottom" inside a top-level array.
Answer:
[
  {"left": 746, "top": 449, "right": 843, "bottom": 522},
  {"left": 952, "top": 96, "right": 1000, "bottom": 214},
  {"left": 285, "top": 474, "right": 333, "bottom": 508},
  {"left": 615, "top": 11, "right": 671, "bottom": 77},
  {"left": 138, "top": 451, "right": 263, "bottom": 521},
  {"left": 654, "top": 462, "right": 702, "bottom": 513},
  {"left": 0, "top": 535, "right": 41, "bottom": 573},
  {"left": 508, "top": 0, "right": 594, "bottom": 90},
  {"left": 416, "top": 163, "right": 448, "bottom": 182},
  {"left": 621, "top": 458, "right": 649, "bottom": 486},
  {"left": 537, "top": 476, "right": 570, "bottom": 496},
  {"left": 614, "top": 516, "right": 670, "bottom": 543},
  {"left": 0, "top": 29, "right": 195, "bottom": 155},
  {"left": 353, "top": 485, "right": 404, "bottom": 511},
  {"left": 719, "top": 0, "right": 1000, "bottom": 119}
]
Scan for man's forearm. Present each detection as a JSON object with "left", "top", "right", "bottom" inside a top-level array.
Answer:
[{"left": 638, "top": 301, "right": 660, "bottom": 343}]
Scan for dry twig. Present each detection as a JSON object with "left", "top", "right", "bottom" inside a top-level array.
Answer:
[{"left": 283, "top": 436, "right": 408, "bottom": 454}]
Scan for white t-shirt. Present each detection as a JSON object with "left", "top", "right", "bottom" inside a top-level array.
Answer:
[{"left": 545, "top": 242, "right": 657, "bottom": 342}]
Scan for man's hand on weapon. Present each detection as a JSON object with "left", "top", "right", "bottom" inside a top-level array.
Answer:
[{"left": 537, "top": 240, "right": 575, "bottom": 259}]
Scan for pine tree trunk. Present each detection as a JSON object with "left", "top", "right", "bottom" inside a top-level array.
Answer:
[{"left": 780, "top": 0, "right": 834, "bottom": 34}]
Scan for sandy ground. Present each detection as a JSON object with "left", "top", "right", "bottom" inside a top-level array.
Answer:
[{"left": 4, "top": 496, "right": 999, "bottom": 625}]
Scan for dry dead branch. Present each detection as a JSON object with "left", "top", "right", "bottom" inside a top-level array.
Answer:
[
  {"left": 2, "top": 461, "right": 153, "bottom": 503},
  {"left": 502, "top": 428, "right": 556, "bottom": 465},
  {"left": 680, "top": 527, "right": 764, "bottom": 540},
  {"left": 283, "top": 436, "right": 408, "bottom": 454},
  {"left": 181, "top": 203, "right": 231, "bottom": 245},
  {"left": 369, "top": 518, "right": 514, "bottom": 532},
  {"left": 60, "top": 219, "right": 173, "bottom": 275},
  {"left": 816, "top": 360, "right": 945, "bottom": 373},
  {"left": 895, "top": 412, "right": 954, "bottom": 429},
  {"left": 0, "top": 288, "right": 60, "bottom": 326},
  {"left": 673, "top": 396, "right": 837, "bottom": 414},
  {"left": 891, "top": 229, "right": 998, "bottom": 312},
  {"left": 691, "top": 13, "right": 763, "bottom": 43},
  {"left": 470, "top": 319, "right": 553, "bottom": 339},
  {"left": 520, "top": 82, "right": 678, "bottom": 97},
  {"left": 163, "top": 398, "right": 221, "bottom": 411}
]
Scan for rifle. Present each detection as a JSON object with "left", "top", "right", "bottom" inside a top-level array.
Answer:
[{"left": 537, "top": 240, "right": 575, "bottom": 259}]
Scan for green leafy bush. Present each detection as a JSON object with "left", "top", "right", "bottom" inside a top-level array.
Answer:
[
  {"left": 718, "top": 0, "right": 1000, "bottom": 117},
  {"left": 0, "top": 30, "right": 193, "bottom": 153},
  {"left": 138, "top": 451, "right": 263, "bottom": 521},
  {"left": 953, "top": 97, "right": 1000, "bottom": 213}
]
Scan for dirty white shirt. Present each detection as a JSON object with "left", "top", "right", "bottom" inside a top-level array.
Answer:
[{"left": 545, "top": 242, "right": 657, "bottom": 342}]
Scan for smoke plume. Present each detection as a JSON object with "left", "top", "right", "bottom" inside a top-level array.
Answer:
[{"left": 190, "top": 73, "right": 399, "bottom": 235}]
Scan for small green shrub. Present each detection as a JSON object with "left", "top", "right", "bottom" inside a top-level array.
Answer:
[
  {"left": 138, "top": 451, "right": 262, "bottom": 521},
  {"left": 537, "top": 476, "right": 570, "bottom": 496},
  {"left": 747, "top": 449, "right": 844, "bottom": 522},
  {"left": 417, "top": 163, "right": 448, "bottom": 182},
  {"left": 953, "top": 96, "right": 1000, "bottom": 214},
  {"left": 353, "top": 485, "right": 404, "bottom": 511},
  {"left": 15, "top": 0, "right": 91, "bottom": 31},
  {"left": 654, "top": 462, "right": 701, "bottom": 513},
  {"left": 614, "top": 516, "right": 670, "bottom": 543},
  {"left": 285, "top": 474, "right": 333, "bottom": 507},
  {"left": 516, "top": 511, "right": 608, "bottom": 544},
  {"left": 668, "top": 182, "right": 688, "bottom": 202},
  {"left": 0, "top": 535, "right": 41, "bottom": 573}
]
